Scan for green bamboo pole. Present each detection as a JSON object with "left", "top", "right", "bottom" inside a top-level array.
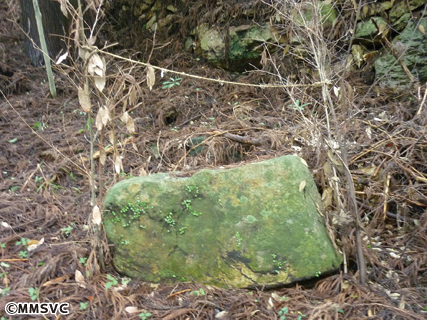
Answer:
[{"left": 32, "top": 0, "right": 57, "bottom": 98}]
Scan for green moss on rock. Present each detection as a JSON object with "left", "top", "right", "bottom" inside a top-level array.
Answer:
[{"left": 104, "top": 155, "right": 342, "bottom": 288}]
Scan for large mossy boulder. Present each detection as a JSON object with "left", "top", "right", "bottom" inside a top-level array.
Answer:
[{"left": 103, "top": 155, "right": 342, "bottom": 288}]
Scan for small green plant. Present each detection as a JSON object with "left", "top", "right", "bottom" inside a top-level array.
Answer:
[
  {"left": 278, "top": 307, "right": 288, "bottom": 320},
  {"left": 287, "top": 100, "right": 311, "bottom": 111},
  {"left": 1, "top": 243, "right": 6, "bottom": 248},
  {"left": 179, "top": 227, "right": 187, "bottom": 235},
  {"left": 28, "top": 287, "right": 39, "bottom": 301},
  {"left": 34, "top": 176, "right": 43, "bottom": 185},
  {"left": 19, "top": 251, "right": 28, "bottom": 258},
  {"left": 0, "top": 271, "right": 9, "bottom": 278},
  {"left": 164, "top": 212, "right": 176, "bottom": 230},
  {"left": 297, "top": 312, "right": 306, "bottom": 320},
  {"left": 16, "top": 238, "right": 29, "bottom": 247},
  {"left": 35, "top": 175, "right": 46, "bottom": 192},
  {"left": 106, "top": 274, "right": 118, "bottom": 289},
  {"left": 272, "top": 254, "right": 287, "bottom": 274},
  {"left": 185, "top": 185, "right": 200, "bottom": 196},
  {"left": 61, "top": 223, "right": 75, "bottom": 236},
  {"left": 62, "top": 168, "right": 76, "bottom": 182},
  {"left": 120, "top": 172, "right": 134, "bottom": 179},
  {"left": 33, "top": 122, "right": 48, "bottom": 131},
  {"left": 139, "top": 311, "right": 152, "bottom": 319},
  {"left": 80, "top": 302, "right": 89, "bottom": 310},
  {"left": 118, "top": 235, "right": 129, "bottom": 245},
  {"left": 315, "top": 271, "right": 321, "bottom": 277},
  {"left": 109, "top": 197, "right": 152, "bottom": 228},
  {"left": 79, "top": 257, "right": 88, "bottom": 266},
  {"left": 9, "top": 186, "right": 19, "bottom": 193},
  {"left": 193, "top": 288, "right": 205, "bottom": 296},
  {"left": 162, "top": 77, "right": 182, "bottom": 89},
  {"left": 1, "top": 287, "right": 11, "bottom": 297},
  {"left": 182, "top": 199, "right": 202, "bottom": 216},
  {"left": 235, "top": 232, "right": 242, "bottom": 247}
]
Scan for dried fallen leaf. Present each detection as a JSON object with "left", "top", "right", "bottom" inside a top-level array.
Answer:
[
  {"left": 94, "top": 74, "right": 106, "bottom": 92},
  {"left": 270, "top": 292, "right": 282, "bottom": 303},
  {"left": 300, "top": 157, "right": 308, "bottom": 167},
  {"left": 59, "top": 0, "right": 68, "bottom": 17},
  {"left": 267, "top": 297, "right": 274, "bottom": 309},
  {"left": 88, "top": 54, "right": 103, "bottom": 73},
  {"left": 333, "top": 86, "right": 340, "bottom": 97},
  {"left": 299, "top": 180, "right": 306, "bottom": 192},
  {"left": 260, "top": 49, "right": 267, "bottom": 68},
  {"left": 108, "top": 131, "right": 115, "bottom": 144},
  {"left": 78, "top": 88, "right": 91, "bottom": 113},
  {"left": 28, "top": 238, "right": 44, "bottom": 251},
  {"left": 282, "top": 45, "right": 289, "bottom": 56},
  {"left": 366, "top": 126, "right": 372, "bottom": 139},
  {"left": 129, "top": 86, "right": 136, "bottom": 105},
  {"left": 138, "top": 166, "right": 147, "bottom": 176},
  {"left": 114, "top": 155, "right": 123, "bottom": 174},
  {"left": 99, "top": 148, "right": 106, "bottom": 166},
  {"left": 101, "top": 106, "right": 110, "bottom": 126},
  {"left": 388, "top": 292, "right": 400, "bottom": 300},
  {"left": 78, "top": 47, "right": 86, "bottom": 60},
  {"left": 147, "top": 65, "right": 155, "bottom": 90},
  {"left": 132, "top": 142, "right": 138, "bottom": 152},
  {"left": 95, "top": 106, "right": 110, "bottom": 131},
  {"left": 399, "top": 297, "right": 405, "bottom": 310},
  {"left": 341, "top": 280, "right": 350, "bottom": 289},
  {"left": 95, "top": 109, "right": 104, "bottom": 131},
  {"left": 42, "top": 275, "right": 68, "bottom": 287},
  {"left": 92, "top": 205, "right": 102, "bottom": 225},
  {"left": 321, "top": 187, "right": 333, "bottom": 209},
  {"left": 121, "top": 111, "right": 129, "bottom": 123},
  {"left": 75, "top": 270, "right": 86, "bottom": 288},
  {"left": 215, "top": 311, "right": 229, "bottom": 319},
  {"left": 55, "top": 52, "right": 68, "bottom": 65},
  {"left": 1, "top": 221, "right": 11, "bottom": 228},
  {"left": 88, "top": 54, "right": 106, "bottom": 92},
  {"left": 126, "top": 116, "right": 135, "bottom": 134},
  {"left": 389, "top": 252, "right": 401, "bottom": 259},
  {"left": 125, "top": 306, "right": 139, "bottom": 314},
  {"left": 87, "top": 35, "right": 97, "bottom": 46}
]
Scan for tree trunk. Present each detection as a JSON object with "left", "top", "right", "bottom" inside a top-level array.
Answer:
[{"left": 20, "top": 0, "right": 77, "bottom": 66}]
